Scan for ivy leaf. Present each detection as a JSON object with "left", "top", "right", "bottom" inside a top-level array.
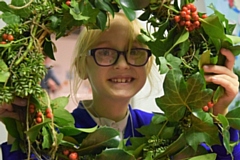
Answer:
[
  {"left": 156, "top": 69, "right": 213, "bottom": 122},
  {"left": 185, "top": 115, "right": 220, "bottom": 151},
  {"left": 96, "top": 148, "right": 135, "bottom": 160},
  {"left": 78, "top": 127, "right": 120, "bottom": 155}
]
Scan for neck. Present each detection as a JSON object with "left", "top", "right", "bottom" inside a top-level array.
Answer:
[{"left": 86, "top": 98, "right": 130, "bottom": 122}]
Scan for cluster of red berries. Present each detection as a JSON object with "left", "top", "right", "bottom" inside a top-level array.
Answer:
[
  {"left": 66, "top": 0, "right": 71, "bottom": 6},
  {"left": 63, "top": 149, "right": 79, "bottom": 160},
  {"left": 174, "top": 3, "right": 207, "bottom": 31},
  {"left": 1, "top": 33, "right": 14, "bottom": 44},
  {"left": 29, "top": 104, "right": 53, "bottom": 123},
  {"left": 202, "top": 101, "right": 214, "bottom": 112}
]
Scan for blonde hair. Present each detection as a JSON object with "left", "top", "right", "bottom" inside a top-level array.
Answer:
[{"left": 70, "top": 12, "right": 154, "bottom": 103}]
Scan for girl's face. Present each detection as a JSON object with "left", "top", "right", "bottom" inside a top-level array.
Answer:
[{"left": 85, "top": 16, "right": 148, "bottom": 101}]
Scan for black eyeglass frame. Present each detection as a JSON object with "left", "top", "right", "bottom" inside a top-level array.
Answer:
[{"left": 88, "top": 48, "right": 152, "bottom": 67}]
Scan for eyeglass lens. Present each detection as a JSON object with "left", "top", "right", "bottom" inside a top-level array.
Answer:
[{"left": 94, "top": 48, "right": 149, "bottom": 66}]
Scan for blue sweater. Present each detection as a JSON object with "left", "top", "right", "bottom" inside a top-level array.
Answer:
[{"left": 1, "top": 103, "right": 240, "bottom": 159}]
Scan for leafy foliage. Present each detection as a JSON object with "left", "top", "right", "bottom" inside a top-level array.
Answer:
[{"left": 1, "top": 0, "right": 240, "bottom": 159}]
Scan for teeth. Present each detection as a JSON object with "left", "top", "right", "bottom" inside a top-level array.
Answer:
[{"left": 111, "top": 78, "right": 132, "bottom": 83}]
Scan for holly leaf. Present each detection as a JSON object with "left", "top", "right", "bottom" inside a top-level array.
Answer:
[
  {"left": 156, "top": 69, "right": 213, "bottom": 122},
  {"left": 118, "top": 0, "right": 150, "bottom": 10},
  {"left": 226, "top": 107, "right": 240, "bottom": 130},
  {"left": 78, "top": 127, "right": 120, "bottom": 155},
  {"left": 96, "top": 148, "right": 135, "bottom": 160}
]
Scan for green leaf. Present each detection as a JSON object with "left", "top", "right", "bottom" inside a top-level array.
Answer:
[
  {"left": 51, "top": 96, "right": 69, "bottom": 110},
  {"left": 118, "top": 0, "right": 150, "bottom": 10},
  {"left": 95, "top": 0, "right": 115, "bottom": 16},
  {"left": 185, "top": 115, "right": 220, "bottom": 151},
  {"left": 42, "top": 126, "right": 52, "bottom": 149},
  {"left": 218, "top": 114, "right": 229, "bottom": 129},
  {"left": 198, "top": 50, "right": 211, "bottom": 69},
  {"left": 59, "top": 126, "right": 98, "bottom": 136},
  {"left": 212, "top": 86, "right": 224, "bottom": 104},
  {"left": 77, "top": 127, "right": 120, "bottom": 155},
  {"left": 155, "top": 133, "right": 187, "bottom": 159},
  {"left": 156, "top": 70, "right": 213, "bottom": 122},
  {"left": 96, "top": 148, "right": 135, "bottom": 160},
  {"left": 0, "top": 1, "right": 11, "bottom": 12},
  {"left": 164, "top": 28, "right": 189, "bottom": 56},
  {"left": 0, "top": 63, "right": 10, "bottom": 82},
  {"left": 96, "top": 11, "right": 108, "bottom": 30},
  {"left": 152, "top": 113, "right": 167, "bottom": 124},
  {"left": 226, "top": 107, "right": 240, "bottom": 130},
  {"left": 26, "top": 119, "right": 51, "bottom": 142},
  {"left": 188, "top": 153, "right": 217, "bottom": 160},
  {"left": 43, "top": 35, "right": 55, "bottom": 60},
  {"left": 54, "top": 108, "right": 75, "bottom": 127},
  {"left": 201, "top": 15, "right": 228, "bottom": 42},
  {"left": 117, "top": 0, "right": 136, "bottom": 21},
  {"left": 2, "top": 118, "right": 20, "bottom": 139},
  {"left": 1, "top": 12, "right": 21, "bottom": 25},
  {"left": 10, "top": 139, "right": 20, "bottom": 152}
]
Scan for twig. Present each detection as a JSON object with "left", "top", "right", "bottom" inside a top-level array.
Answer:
[{"left": 9, "top": 0, "right": 34, "bottom": 9}]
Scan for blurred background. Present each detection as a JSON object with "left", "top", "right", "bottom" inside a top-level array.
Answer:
[{"left": 1, "top": 1, "right": 240, "bottom": 158}]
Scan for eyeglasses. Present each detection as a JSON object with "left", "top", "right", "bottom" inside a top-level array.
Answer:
[{"left": 88, "top": 48, "right": 152, "bottom": 67}]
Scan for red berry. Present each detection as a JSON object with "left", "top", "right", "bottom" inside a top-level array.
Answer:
[
  {"left": 184, "top": 14, "right": 191, "bottom": 21},
  {"left": 29, "top": 104, "right": 35, "bottom": 109},
  {"left": 179, "top": 20, "right": 186, "bottom": 26},
  {"left": 2, "top": 33, "right": 8, "bottom": 40},
  {"left": 29, "top": 108, "right": 35, "bottom": 114},
  {"left": 202, "top": 105, "right": 209, "bottom": 112},
  {"left": 202, "top": 14, "right": 207, "bottom": 19},
  {"left": 182, "top": 6, "right": 189, "bottom": 12},
  {"left": 207, "top": 101, "right": 214, "bottom": 108},
  {"left": 46, "top": 112, "right": 53, "bottom": 119},
  {"left": 63, "top": 149, "right": 70, "bottom": 156},
  {"left": 66, "top": 1, "right": 71, "bottom": 6},
  {"left": 36, "top": 117, "right": 42, "bottom": 123},
  {"left": 185, "top": 21, "right": 191, "bottom": 27},
  {"left": 174, "top": 15, "right": 181, "bottom": 23},
  {"left": 7, "top": 34, "right": 14, "bottom": 41},
  {"left": 0, "top": 41, "right": 6, "bottom": 44},
  {"left": 180, "top": 11, "right": 187, "bottom": 18},
  {"left": 36, "top": 112, "right": 42, "bottom": 118},
  {"left": 193, "top": 21, "right": 200, "bottom": 28},
  {"left": 69, "top": 152, "right": 78, "bottom": 160},
  {"left": 45, "top": 108, "right": 52, "bottom": 114}
]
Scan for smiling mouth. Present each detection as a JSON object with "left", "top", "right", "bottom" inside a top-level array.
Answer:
[{"left": 109, "top": 78, "right": 133, "bottom": 83}]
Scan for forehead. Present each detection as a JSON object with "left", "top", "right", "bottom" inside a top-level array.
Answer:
[{"left": 94, "top": 14, "right": 142, "bottom": 47}]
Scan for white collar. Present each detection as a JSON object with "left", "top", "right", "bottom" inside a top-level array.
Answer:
[{"left": 86, "top": 109, "right": 129, "bottom": 139}]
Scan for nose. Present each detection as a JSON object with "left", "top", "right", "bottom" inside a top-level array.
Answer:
[{"left": 114, "top": 54, "right": 130, "bottom": 69}]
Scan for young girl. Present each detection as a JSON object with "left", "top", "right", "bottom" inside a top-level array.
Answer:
[{"left": 1, "top": 12, "right": 240, "bottom": 159}]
